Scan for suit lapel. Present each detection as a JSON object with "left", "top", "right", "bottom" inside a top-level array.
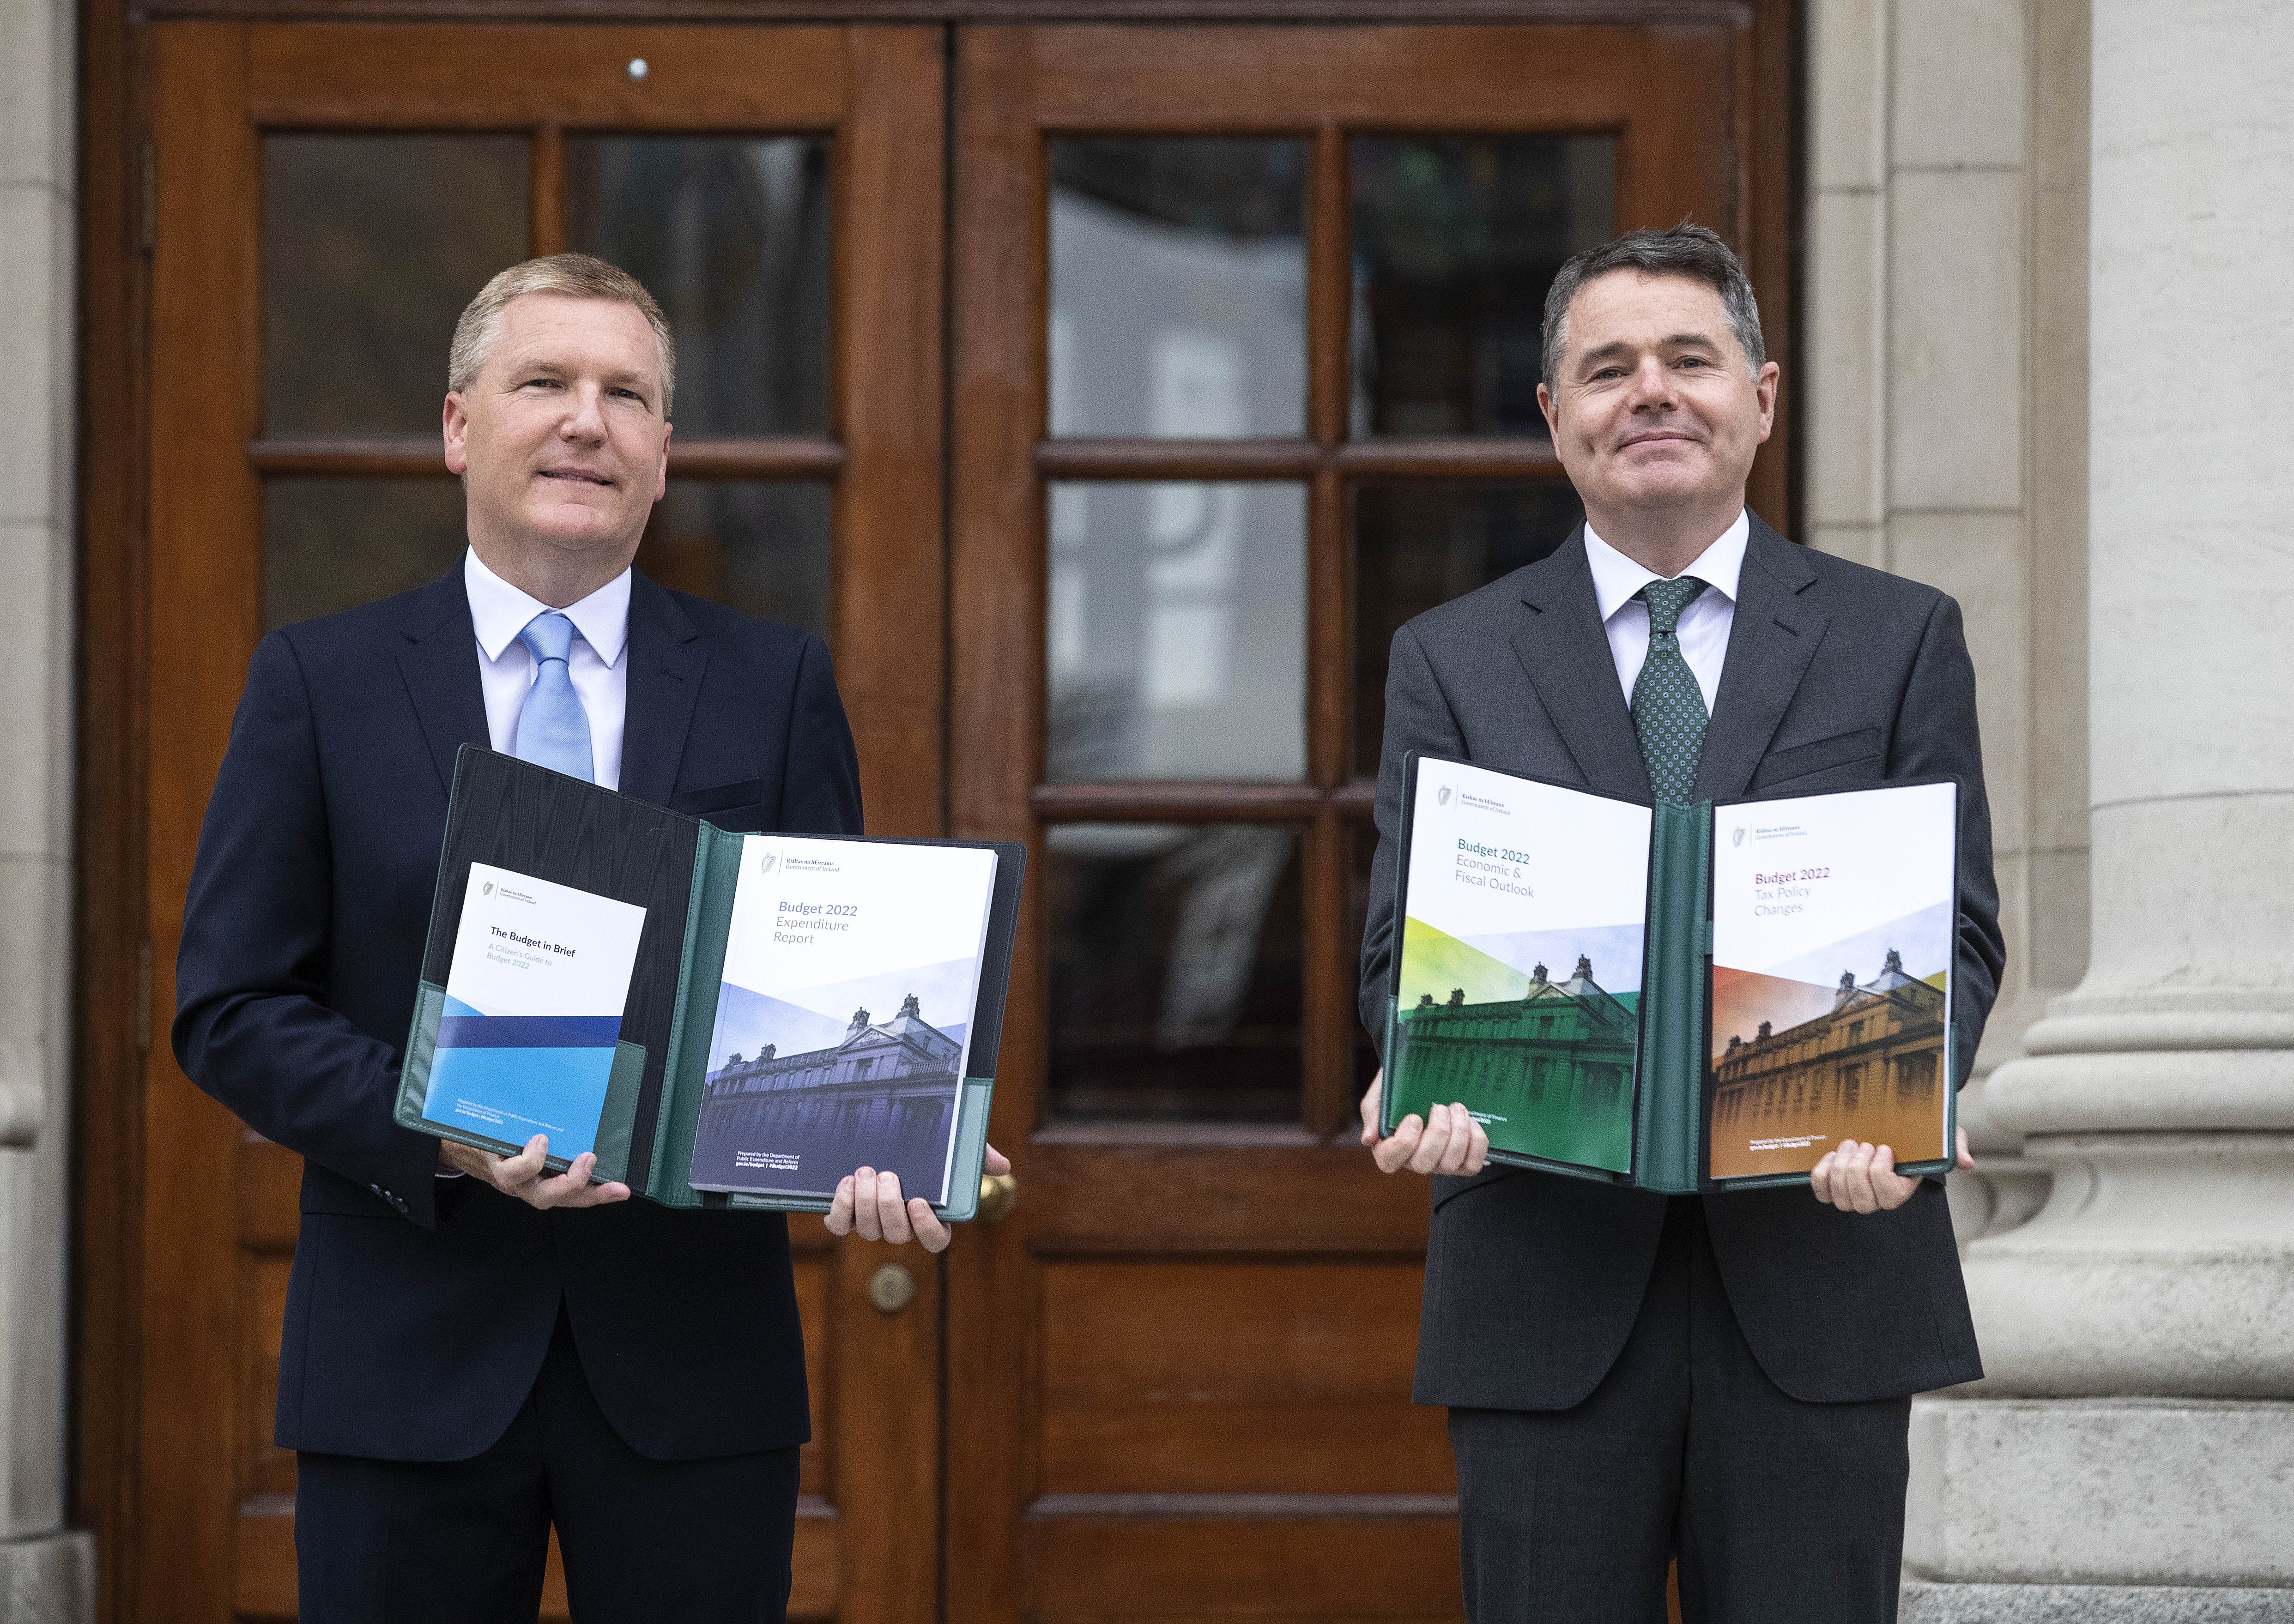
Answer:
[
  {"left": 395, "top": 572, "right": 489, "bottom": 795},
  {"left": 616, "top": 571, "right": 706, "bottom": 808},
  {"left": 1511, "top": 530, "right": 1652, "bottom": 801},
  {"left": 1692, "top": 516, "right": 1829, "bottom": 801}
]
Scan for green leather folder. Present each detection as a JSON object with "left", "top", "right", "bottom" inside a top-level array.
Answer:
[
  {"left": 394, "top": 747, "right": 1023, "bottom": 1218},
  {"left": 1380, "top": 752, "right": 1961, "bottom": 1193}
]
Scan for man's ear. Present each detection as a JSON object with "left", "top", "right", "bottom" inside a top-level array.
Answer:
[
  {"left": 654, "top": 419, "right": 672, "bottom": 503},
  {"left": 1536, "top": 380, "right": 1562, "bottom": 441},
  {"left": 442, "top": 392, "right": 470, "bottom": 476},
  {"left": 1752, "top": 361, "right": 1780, "bottom": 445}
]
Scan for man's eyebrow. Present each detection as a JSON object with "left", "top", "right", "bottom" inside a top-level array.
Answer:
[{"left": 1575, "top": 340, "right": 1638, "bottom": 370}]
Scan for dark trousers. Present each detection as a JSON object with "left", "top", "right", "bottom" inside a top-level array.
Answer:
[
  {"left": 1448, "top": 1197, "right": 1913, "bottom": 1624},
  {"left": 296, "top": 1304, "right": 801, "bottom": 1624}
]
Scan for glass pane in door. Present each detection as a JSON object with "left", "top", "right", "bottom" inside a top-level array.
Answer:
[
  {"left": 1047, "top": 481, "right": 1307, "bottom": 782},
  {"left": 263, "top": 134, "right": 530, "bottom": 436},
  {"left": 263, "top": 477, "right": 469, "bottom": 630},
  {"left": 1350, "top": 134, "right": 1616, "bottom": 438},
  {"left": 1049, "top": 138, "right": 1308, "bottom": 439},
  {"left": 1350, "top": 479, "right": 1583, "bottom": 776},
  {"left": 567, "top": 136, "right": 834, "bottom": 438},
  {"left": 1047, "top": 822, "right": 1305, "bottom": 1122},
  {"left": 638, "top": 481, "right": 834, "bottom": 640}
]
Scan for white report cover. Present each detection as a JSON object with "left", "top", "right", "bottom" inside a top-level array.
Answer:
[
  {"left": 688, "top": 837, "right": 1000, "bottom": 1202},
  {"left": 1707, "top": 780, "right": 1958, "bottom": 1178},
  {"left": 423, "top": 863, "right": 648, "bottom": 1159},
  {"left": 1390, "top": 759, "right": 1653, "bottom": 1172}
]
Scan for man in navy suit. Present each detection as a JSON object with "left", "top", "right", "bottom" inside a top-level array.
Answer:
[{"left": 174, "top": 254, "right": 989, "bottom": 1622}]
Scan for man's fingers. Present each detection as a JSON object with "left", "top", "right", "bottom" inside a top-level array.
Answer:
[
  {"left": 1844, "top": 1141, "right": 1882, "bottom": 1213},
  {"left": 1955, "top": 1125, "right": 1975, "bottom": 1171},
  {"left": 1813, "top": 1137, "right": 1931, "bottom": 1214},
  {"left": 494, "top": 1134, "right": 549, "bottom": 1189},
  {"left": 1374, "top": 1116, "right": 1422, "bottom": 1174},
  {"left": 825, "top": 1175, "right": 857, "bottom": 1238},
  {"left": 1464, "top": 1115, "right": 1491, "bottom": 1175},
  {"left": 851, "top": 1169, "right": 884, "bottom": 1241},
  {"left": 984, "top": 1143, "right": 1012, "bottom": 1177},
  {"left": 1870, "top": 1143, "right": 1915, "bottom": 1210},
  {"left": 528, "top": 1151, "right": 623, "bottom": 1208},
  {"left": 909, "top": 1198, "right": 951, "bottom": 1254},
  {"left": 1360, "top": 1069, "right": 1385, "bottom": 1148},
  {"left": 1434, "top": 1105, "right": 1476, "bottom": 1175},
  {"left": 1810, "top": 1148, "right": 1837, "bottom": 1205},
  {"left": 1406, "top": 1104, "right": 1456, "bottom": 1175},
  {"left": 874, "top": 1172, "right": 914, "bottom": 1244}
]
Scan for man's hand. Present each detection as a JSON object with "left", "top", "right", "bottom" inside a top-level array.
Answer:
[
  {"left": 1809, "top": 1126, "right": 1974, "bottom": 1213},
  {"left": 1359, "top": 1069, "right": 1489, "bottom": 1176},
  {"left": 438, "top": 1135, "right": 631, "bottom": 1209},
  {"left": 825, "top": 1144, "right": 1012, "bottom": 1254}
]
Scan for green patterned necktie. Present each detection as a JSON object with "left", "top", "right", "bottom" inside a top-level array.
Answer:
[{"left": 1631, "top": 576, "right": 1711, "bottom": 803}]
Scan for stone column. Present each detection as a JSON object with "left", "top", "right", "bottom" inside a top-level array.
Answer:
[
  {"left": 0, "top": 0, "right": 95, "bottom": 1616},
  {"left": 1805, "top": 0, "right": 2091, "bottom": 1254},
  {"left": 1904, "top": 0, "right": 2294, "bottom": 1612}
]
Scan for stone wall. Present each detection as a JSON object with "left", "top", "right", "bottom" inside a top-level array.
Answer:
[
  {"left": 1804, "top": 0, "right": 2294, "bottom": 1613},
  {"left": 1804, "top": 0, "right": 2092, "bottom": 1136},
  {"left": 0, "top": 0, "right": 95, "bottom": 1616}
]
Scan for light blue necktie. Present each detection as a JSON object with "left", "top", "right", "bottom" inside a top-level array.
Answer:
[{"left": 513, "top": 611, "right": 595, "bottom": 783}]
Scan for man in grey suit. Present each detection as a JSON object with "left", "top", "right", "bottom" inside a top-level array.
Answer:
[{"left": 1356, "top": 225, "right": 2003, "bottom": 1623}]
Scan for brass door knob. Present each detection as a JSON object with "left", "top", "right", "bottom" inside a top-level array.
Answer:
[
  {"left": 977, "top": 1171, "right": 1019, "bottom": 1223},
  {"left": 867, "top": 1262, "right": 916, "bottom": 1316}
]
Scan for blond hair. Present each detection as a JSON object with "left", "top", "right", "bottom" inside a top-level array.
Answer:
[{"left": 448, "top": 253, "right": 677, "bottom": 417}]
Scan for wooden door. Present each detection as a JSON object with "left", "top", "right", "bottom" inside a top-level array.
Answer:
[
  {"left": 137, "top": 23, "right": 944, "bottom": 1622},
  {"left": 946, "top": 23, "right": 1769, "bottom": 1623}
]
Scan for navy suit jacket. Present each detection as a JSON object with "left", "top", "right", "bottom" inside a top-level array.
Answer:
[
  {"left": 174, "top": 567, "right": 863, "bottom": 1462},
  {"left": 1360, "top": 518, "right": 2001, "bottom": 1409}
]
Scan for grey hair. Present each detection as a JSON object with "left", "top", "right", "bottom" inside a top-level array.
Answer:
[
  {"left": 448, "top": 253, "right": 677, "bottom": 418},
  {"left": 1541, "top": 223, "right": 1766, "bottom": 389}
]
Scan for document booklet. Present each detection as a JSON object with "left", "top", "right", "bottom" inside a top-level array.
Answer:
[
  {"left": 422, "top": 863, "right": 648, "bottom": 1160},
  {"left": 396, "top": 748, "right": 1025, "bottom": 1218},
  {"left": 689, "top": 836, "right": 999, "bottom": 1203},
  {"left": 1380, "top": 754, "right": 1960, "bottom": 1192}
]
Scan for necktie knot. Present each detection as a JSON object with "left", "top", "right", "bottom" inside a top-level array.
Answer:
[
  {"left": 510, "top": 610, "right": 593, "bottom": 783},
  {"left": 518, "top": 610, "right": 576, "bottom": 667},
  {"left": 1635, "top": 576, "right": 1708, "bottom": 637},
  {"left": 1628, "top": 576, "right": 1710, "bottom": 804}
]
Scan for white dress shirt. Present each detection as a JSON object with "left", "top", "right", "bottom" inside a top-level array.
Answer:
[
  {"left": 1581, "top": 510, "right": 1749, "bottom": 714},
  {"left": 463, "top": 548, "right": 631, "bottom": 791}
]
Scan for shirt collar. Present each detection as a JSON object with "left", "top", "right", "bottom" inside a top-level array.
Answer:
[
  {"left": 464, "top": 547, "right": 632, "bottom": 669},
  {"left": 1581, "top": 509, "right": 1750, "bottom": 624}
]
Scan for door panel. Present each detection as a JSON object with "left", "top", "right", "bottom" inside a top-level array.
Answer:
[
  {"left": 141, "top": 22, "right": 944, "bottom": 1622},
  {"left": 948, "top": 22, "right": 1757, "bottom": 1622},
  {"left": 123, "top": 14, "right": 1777, "bottom": 1624}
]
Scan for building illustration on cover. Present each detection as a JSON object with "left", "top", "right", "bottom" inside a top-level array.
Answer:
[
  {"left": 691, "top": 992, "right": 961, "bottom": 1195},
  {"left": 1392, "top": 955, "right": 1636, "bottom": 1171},
  {"left": 1707, "top": 948, "right": 1947, "bottom": 1177}
]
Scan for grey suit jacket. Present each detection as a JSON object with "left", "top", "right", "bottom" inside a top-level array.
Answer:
[{"left": 1359, "top": 516, "right": 2001, "bottom": 1408}]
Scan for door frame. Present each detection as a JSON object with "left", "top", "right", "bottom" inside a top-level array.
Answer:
[
  {"left": 943, "top": 18, "right": 1787, "bottom": 1621},
  {"left": 74, "top": 5, "right": 1795, "bottom": 1621},
  {"left": 80, "top": 18, "right": 949, "bottom": 1622}
]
